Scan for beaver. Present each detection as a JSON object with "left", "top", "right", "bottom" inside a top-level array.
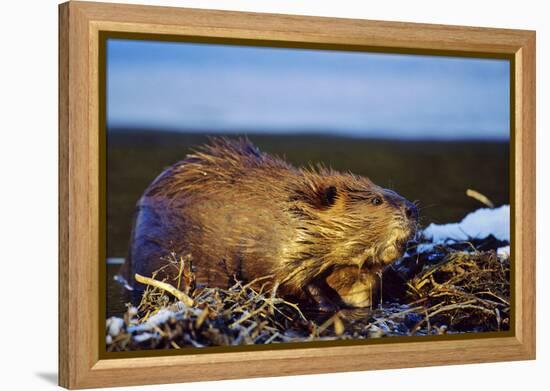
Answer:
[{"left": 118, "top": 138, "right": 418, "bottom": 310}]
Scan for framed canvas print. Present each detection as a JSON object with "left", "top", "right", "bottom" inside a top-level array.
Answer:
[{"left": 58, "top": 1, "right": 536, "bottom": 389}]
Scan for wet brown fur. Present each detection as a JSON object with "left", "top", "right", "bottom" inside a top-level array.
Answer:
[{"left": 120, "top": 138, "right": 418, "bottom": 309}]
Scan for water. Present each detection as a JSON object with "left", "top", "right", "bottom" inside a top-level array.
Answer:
[{"left": 107, "top": 262, "right": 133, "bottom": 318}]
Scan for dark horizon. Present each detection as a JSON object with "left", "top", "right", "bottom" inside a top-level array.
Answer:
[{"left": 107, "top": 127, "right": 511, "bottom": 143}]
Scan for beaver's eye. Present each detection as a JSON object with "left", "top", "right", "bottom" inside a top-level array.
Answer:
[{"left": 372, "top": 196, "right": 383, "bottom": 206}]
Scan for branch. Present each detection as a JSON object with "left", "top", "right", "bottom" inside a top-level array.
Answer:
[{"left": 135, "top": 273, "right": 194, "bottom": 307}]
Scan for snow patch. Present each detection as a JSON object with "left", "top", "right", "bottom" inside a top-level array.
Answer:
[
  {"left": 416, "top": 243, "right": 436, "bottom": 253},
  {"left": 114, "top": 274, "right": 134, "bottom": 291},
  {"left": 106, "top": 317, "right": 124, "bottom": 337},
  {"left": 127, "top": 309, "right": 176, "bottom": 333},
  {"left": 134, "top": 332, "right": 155, "bottom": 343},
  {"left": 497, "top": 245, "right": 510, "bottom": 259},
  {"left": 423, "top": 205, "right": 510, "bottom": 243}
]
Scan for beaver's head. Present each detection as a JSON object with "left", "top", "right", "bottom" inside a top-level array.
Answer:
[{"left": 289, "top": 169, "right": 418, "bottom": 274}]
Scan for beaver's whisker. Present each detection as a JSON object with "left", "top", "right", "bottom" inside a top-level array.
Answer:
[{"left": 417, "top": 203, "right": 438, "bottom": 211}]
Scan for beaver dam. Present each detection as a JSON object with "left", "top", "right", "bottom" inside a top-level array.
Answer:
[{"left": 106, "top": 205, "right": 510, "bottom": 351}]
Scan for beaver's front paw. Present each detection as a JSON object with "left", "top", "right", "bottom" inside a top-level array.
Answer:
[{"left": 304, "top": 283, "right": 340, "bottom": 312}]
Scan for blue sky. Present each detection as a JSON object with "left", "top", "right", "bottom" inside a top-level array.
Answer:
[{"left": 107, "top": 39, "right": 510, "bottom": 140}]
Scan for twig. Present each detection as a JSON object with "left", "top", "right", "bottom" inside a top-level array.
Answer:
[
  {"left": 466, "top": 189, "right": 495, "bottom": 208},
  {"left": 135, "top": 273, "right": 194, "bottom": 306}
]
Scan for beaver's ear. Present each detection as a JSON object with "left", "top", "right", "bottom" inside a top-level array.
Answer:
[
  {"left": 305, "top": 184, "right": 338, "bottom": 209},
  {"left": 320, "top": 185, "right": 338, "bottom": 207},
  {"left": 289, "top": 179, "right": 338, "bottom": 209}
]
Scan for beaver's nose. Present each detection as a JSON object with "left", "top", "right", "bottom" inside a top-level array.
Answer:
[{"left": 404, "top": 201, "right": 418, "bottom": 221}]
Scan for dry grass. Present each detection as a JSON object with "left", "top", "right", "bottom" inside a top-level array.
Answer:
[
  {"left": 106, "top": 236, "right": 510, "bottom": 351},
  {"left": 406, "top": 250, "right": 509, "bottom": 333}
]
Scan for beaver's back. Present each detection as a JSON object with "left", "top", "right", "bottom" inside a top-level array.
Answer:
[{"left": 120, "top": 139, "right": 299, "bottom": 291}]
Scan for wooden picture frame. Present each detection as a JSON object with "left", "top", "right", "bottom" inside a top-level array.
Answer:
[{"left": 58, "top": 1, "right": 536, "bottom": 389}]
